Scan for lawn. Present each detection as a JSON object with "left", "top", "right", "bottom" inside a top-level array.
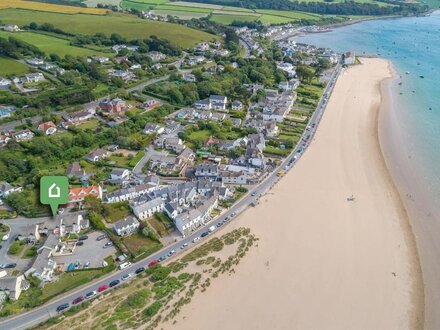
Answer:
[
  {"left": 0, "top": 31, "right": 109, "bottom": 58},
  {"left": 76, "top": 118, "right": 100, "bottom": 130},
  {"left": 0, "top": 0, "right": 108, "bottom": 13},
  {"left": 264, "top": 146, "right": 290, "bottom": 157},
  {"left": 0, "top": 56, "right": 29, "bottom": 76},
  {"left": 128, "top": 150, "right": 145, "bottom": 168},
  {"left": 187, "top": 129, "right": 211, "bottom": 144},
  {"left": 256, "top": 9, "right": 321, "bottom": 20},
  {"left": 210, "top": 13, "right": 259, "bottom": 25},
  {"left": 107, "top": 154, "right": 132, "bottom": 168},
  {"left": 122, "top": 232, "right": 162, "bottom": 258},
  {"left": 40, "top": 267, "right": 114, "bottom": 302},
  {"left": 148, "top": 212, "right": 174, "bottom": 236},
  {"left": 103, "top": 202, "right": 132, "bottom": 223},
  {"left": 21, "top": 245, "right": 38, "bottom": 259},
  {"left": 0, "top": 9, "right": 219, "bottom": 48},
  {"left": 288, "top": 0, "right": 395, "bottom": 6},
  {"left": 155, "top": 4, "right": 213, "bottom": 12},
  {"left": 0, "top": 223, "right": 10, "bottom": 240}
]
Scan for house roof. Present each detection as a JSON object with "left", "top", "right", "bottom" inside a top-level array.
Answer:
[
  {"left": 69, "top": 185, "right": 101, "bottom": 201},
  {"left": 132, "top": 197, "right": 163, "bottom": 215},
  {"left": 0, "top": 181, "right": 13, "bottom": 193},
  {"left": 209, "top": 95, "right": 227, "bottom": 102},
  {"left": 38, "top": 121, "right": 56, "bottom": 132},
  {"left": 113, "top": 216, "right": 139, "bottom": 231},
  {"left": 110, "top": 168, "right": 129, "bottom": 176},
  {"left": 66, "top": 162, "right": 84, "bottom": 176}
]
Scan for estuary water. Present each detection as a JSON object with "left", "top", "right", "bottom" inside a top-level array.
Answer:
[{"left": 294, "top": 11, "right": 440, "bottom": 328}]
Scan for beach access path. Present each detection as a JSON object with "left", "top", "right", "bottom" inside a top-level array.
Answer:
[{"left": 162, "top": 58, "right": 423, "bottom": 330}]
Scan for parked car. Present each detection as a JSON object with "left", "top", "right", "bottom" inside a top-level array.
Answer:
[
  {"left": 85, "top": 291, "right": 96, "bottom": 299},
  {"left": 109, "top": 280, "right": 120, "bottom": 288},
  {"left": 103, "top": 242, "right": 113, "bottom": 248},
  {"left": 121, "top": 273, "right": 132, "bottom": 281},
  {"left": 216, "top": 222, "right": 222, "bottom": 228},
  {"left": 251, "top": 192, "right": 257, "bottom": 196},
  {"left": 98, "top": 285, "right": 108, "bottom": 292},
  {"left": 158, "top": 256, "right": 166, "bottom": 262},
  {"left": 72, "top": 296, "right": 84, "bottom": 305},
  {"left": 96, "top": 234, "right": 106, "bottom": 241},
  {"left": 119, "top": 262, "right": 131, "bottom": 270},
  {"left": 76, "top": 241, "right": 84, "bottom": 246},
  {"left": 84, "top": 262, "right": 90, "bottom": 269},
  {"left": 56, "top": 303, "right": 69, "bottom": 313},
  {"left": 192, "top": 237, "right": 200, "bottom": 243},
  {"left": 208, "top": 226, "right": 216, "bottom": 233},
  {"left": 180, "top": 243, "right": 188, "bottom": 249},
  {"left": 78, "top": 235, "right": 88, "bottom": 241},
  {"left": 201, "top": 231, "right": 209, "bottom": 238},
  {"left": 167, "top": 250, "right": 175, "bottom": 257},
  {"left": 135, "top": 267, "right": 145, "bottom": 274},
  {"left": 4, "top": 263, "right": 16, "bottom": 269},
  {"left": 2, "top": 234, "right": 9, "bottom": 241},
  {"left": 148, "top": 260, "right": 158, "bottom": 267}
]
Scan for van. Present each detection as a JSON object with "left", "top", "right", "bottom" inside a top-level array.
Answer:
[{"left": 119, "top": 262, "right": 131, "bottom": 270}]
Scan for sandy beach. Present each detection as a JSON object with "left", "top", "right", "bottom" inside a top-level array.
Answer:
[{"left": 163, "top": 58, "right": 423, "bottom": 330}]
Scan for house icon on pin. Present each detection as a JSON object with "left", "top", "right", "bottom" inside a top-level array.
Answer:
[{"left": 48, "top": 183, "right": 61, "bottom": 198}]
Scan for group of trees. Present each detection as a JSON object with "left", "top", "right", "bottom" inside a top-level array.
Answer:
[
  {"left": 71, "top": 33, "right": 182, "bottom": 57},
  {"left": 0, "top": 36, "right": 43, "bottom": 59},
  {"left": 182, "top": 0, "right": 427, "bottom": 15}
]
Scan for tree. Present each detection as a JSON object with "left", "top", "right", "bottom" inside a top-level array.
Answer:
[
  {"left": 296, "top": 65, "right": 315, "bottom": 83},
  {"left": 83, "top": 195, "right": 103, "bottom": 214}
]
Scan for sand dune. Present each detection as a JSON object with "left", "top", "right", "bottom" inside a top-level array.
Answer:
[{"left": 163, "top": 58, "right": 423, "bottom": 330}]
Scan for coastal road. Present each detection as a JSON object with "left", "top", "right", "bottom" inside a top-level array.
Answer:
[{"left": 0, "top": 64, "right": 342, "bottom": 330}]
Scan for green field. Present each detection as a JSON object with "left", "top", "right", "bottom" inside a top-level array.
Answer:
[
  {"left": 256, "top": 9, "right": 321, "bottom": 19},
  {"left": 210, "top": 13, "right": 259, "bottom": 24},
  {"left": 0, "top": 9, "right": 219, "bottom": 48},
  {"left": 0, "top": 56, "right": 29, "bottom": 76},
  {"left": 153, "top": 9, "right": 209, "bottom": 18},
  {"left": 155, "top": 4, "right": 213, "bottom": 12},
  {"left": 0, "top": 31, "right": 108, "bottom": 57},
  {"left": 288, "top": 0, "right": 395, "bottom": 6}
]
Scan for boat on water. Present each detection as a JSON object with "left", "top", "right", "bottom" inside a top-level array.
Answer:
[
  {"left": 405, "top": 71, "right": 410, "bottom": 74},
  {"left": 420, "top": 75, "right": 425, "bottom": 78}
]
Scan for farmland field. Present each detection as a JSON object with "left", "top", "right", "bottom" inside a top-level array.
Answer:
[
  {"left": 0, "top": 9, "right": 219, "bottom": 48},
  {"left": 155, "top": 4, "right": 213, "bottom": 12},
  {"left": 256, "top": 9, "right": 321, "bottom": 20},
  {"left": 210, "top": 14, "right": 259, "bottom": 24},
  {"left": 0, "top": 31, "right": 108, "bottom": 57},
  {"left": 152, "top": 9, "right": 209, "bottom": 18},
  {"left": 0, "top": 56, "right": 29, "bottom": 76},
  {"left": 169, "top": 1, "right": 223, "bottom": 9},
  {"left": 288, "top": 0, "right": 395, "bottom": 6},
  {"left": 0, "top": 0, "right": 107, "bottom": 13}
]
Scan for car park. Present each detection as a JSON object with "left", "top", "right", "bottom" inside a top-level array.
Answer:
[
  {"left": 109, "top": 279, "right": 120, "bottom": 287},
  {"left": 72, "top": 296, "right": 84, "bottom": 305},
  {"left": 135, "top": 267, "right": 145, "bottom": 274},
  {"left": 148, "top": 260, "right": 158, "bottom": 267},
  {"left": 56, "top": 303, "right": 69, "bottom": 313},
  {"left": 98, "top": 285, "right": 108, "bottom": 292},
  {"left": 121, "top": 273, "right": 132, "bottom": 281},
  {"left": 85, "top": 291, "right": 96, "bottom": 299}
]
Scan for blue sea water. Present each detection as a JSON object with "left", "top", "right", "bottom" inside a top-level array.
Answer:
[
  {"left": 296, "top": 11, "right": 440, "bottom": 203},
  {"left": 295, "top": 12, "right": 440, "bottom": 326}
]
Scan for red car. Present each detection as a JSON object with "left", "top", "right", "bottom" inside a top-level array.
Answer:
[
  {"left": 72, "top": 296, "right": 84, "bottom": 305},
  {"left": 98, "top": 284, "right": 108, "bottom": 292},
  {"left": 148, "top": 260, "right": 158, "bottom": 268}
]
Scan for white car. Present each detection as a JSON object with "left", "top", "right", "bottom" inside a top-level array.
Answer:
[
  {"left": 85, "top": 291, "right": 97, "bottom": 299},
  {"left": 119, "top": 262, "right": 131, "bottom": 270},
  {"left": 121, "top": 273, "right": 132, "bottom": 281},
  {"left": 2, "top": 234, "right": 9, "bottom": 241},
  {"left": 192, "top": 237, "right": 200, "bottom": 243}
]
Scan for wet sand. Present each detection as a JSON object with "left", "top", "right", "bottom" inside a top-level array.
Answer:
[{"left": 163, "top": 58, "right": 423, "bottom": 330}]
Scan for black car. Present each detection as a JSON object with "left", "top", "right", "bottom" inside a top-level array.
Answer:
[
  {"left": 200, "top": 231, "right": 209, "bottom": 238},
  {"left": 109, "top": 279, "right": 120, "bottom": 287},
  {"left": 96, "top": 234, "right": 106, "bottom": 241},
  {"left": 56, "top": 303, "right": 69, "bottom": 313},
  {"left": 135, "top": 267, "right": 145, "bottom": 274},
  {"left": 76, "top": 241, "right": 84, "bottom": 246},
  {"left": 79, "top": 235, "right": 88, "bottom": 241},
  {"left": 4, "top": 263, "right": 16, "bottom": 269}
]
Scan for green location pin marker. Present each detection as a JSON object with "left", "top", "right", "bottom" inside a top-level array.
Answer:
[{"left": 40, "top": 176, "right": 69, "bottom": 216}]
